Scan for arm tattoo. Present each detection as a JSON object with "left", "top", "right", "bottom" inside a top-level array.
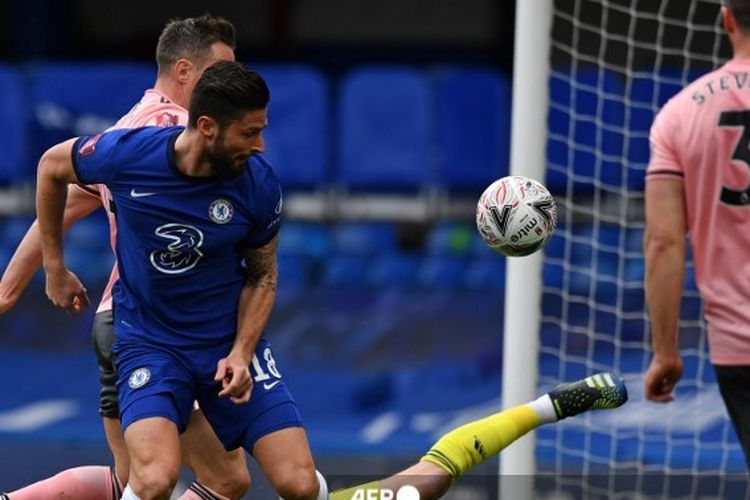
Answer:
[{"left": 244, "top": 235, "right": 279, "bottom": 290}]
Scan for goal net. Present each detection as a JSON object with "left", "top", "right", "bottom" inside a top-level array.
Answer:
[{"left": 534, "top": 0, "right": 747, "bottom": 497}]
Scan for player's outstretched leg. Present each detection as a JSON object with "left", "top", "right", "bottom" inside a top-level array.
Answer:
[
  {"left": 328, "top": 372, "right": 628, "bottom": 500},
  {"left": 420, "top": 372, "right": 627, "bottom": 481}
]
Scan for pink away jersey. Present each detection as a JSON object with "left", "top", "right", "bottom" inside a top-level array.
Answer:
[
  {"left": 648, "top": 58, "right": 750, "bottom": 364},
  {"left": 72, "top": 89, "right": 187, "bottom": 313}
]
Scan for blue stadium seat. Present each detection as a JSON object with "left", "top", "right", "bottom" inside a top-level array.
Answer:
[
  {"left": 337, "top": 66, "right": 432, "bottom": 191},
  {"left": 0, "top": 216, "right": 49, "bottom": 284},
  {"left": 593, "top": 224, "right": 622, "bottom": 278},
  {"left": 28, "top": 62, "right": 154, "bottom": 160},
  {"left": 426, "top": 222, "right": 475, "bottom": 256},
  {"left": 681, "top": 294, "right": 703, "bottom": 320},
  {"left": 627, "top": 67, "right": 709, "bottom": 191},
  {"left": 542, "top": 262, "right": 565, "bottom": 289},
  {"left": 277, "top": 254, "right": 313, "bottom": 288},
  {"left": 331, "top": 222, "right": 398, "bottom": 256},
  {"left": 0, "top": 65, "right": 30, "bottom": 182},
  {"left": 624, "top": 227, "right": 645, "bottom": 254},
  {"left": 64, "top": 212, "right": 114, "bottom": 284},
  {"left": 0, "top": 245, "right": 13, "bottom": 271},
  {"left": 253, "top": 65, "right": 330, "bottom": 190},
  {"left": 596, "top": 223, "right": 623, "bottom": 248},
  {"left": 621, "top": 288, "right": 644, "bottom": 316},
  {"left": 546, "top": 68, "right": 625, "bottom": 194},
  {"left": 321, "top": 255, "right": 370, "bottom": 287},
  {"left": 418, "top": 255, "right": 468, "bottom": 289},
  {"left": 277, "top": 222, "right": 330, "bottom": 259},
  {"left": 564, "top": 224, "right": 622, "bottom": 281},
  {"left": 367, "top": 253, "right": 420, "bottom": 288},
  {"left": 464, "top": 256, "right": 506, "bottom": 290},
  {"left": 469, "top": 228, "right": 501, "bottom": 259},
  {"left": 64, "top": 213, "right": 111, "bottom": 253},
  {"left": 436, "top": 67, "right": 511, "bottom": 193},
  {"left": 66, "top": 250, "right": 113, "bottom": 284},
  {"left": 1, "top": 216, "right": 35, "bottom": 247},
  {"left": 630, "top": 66, "right": 707, "bottom": 111},
  {"left": 543, "top": 237, "right": 566, "bottom": 262},
  {"left": 627, "top": 69, "right": 676, "bottom": 191},
  {"left": 322, "top": 223, "right": 402, "bottom": 287},
  {"left": 684, "top": 264, "right": 699, "bottom": 292},
  {"left": 0, "top": 216, "right": 30, "bottom": 269},
  {"left": 624, "top": 257, "right": 644, "bottom": 284},
  {"left": 623, "top": 226, "right": 649, "bottom": 285}
]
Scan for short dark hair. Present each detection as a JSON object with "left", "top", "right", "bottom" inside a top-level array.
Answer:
[
  {"left": 155, "top": 15, "right": 236, "bottom": 74},
  {"left": 188, "top": 61, "right": 270, "bottom": 128},
  {"left": 728, "top": 0, "right": 750, "bottom": 31}
]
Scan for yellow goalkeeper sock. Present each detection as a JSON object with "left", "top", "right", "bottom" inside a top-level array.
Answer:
[
  {"left": 329, "top": 480, "right": 381, "bottom": 500},
  {"left": 420, "top": 373, "right": 629, "bottom": 479},
  {"left": 420, "top": 404, "right": 540, "bottom": 479}
]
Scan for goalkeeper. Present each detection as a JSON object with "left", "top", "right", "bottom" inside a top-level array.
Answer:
[{"left": 330, "top": 372, "right": 627, "bottom": 500}]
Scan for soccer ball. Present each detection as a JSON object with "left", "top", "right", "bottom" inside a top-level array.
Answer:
[{"left": 476, "top": 175, "right": 557, "bottom": 257}]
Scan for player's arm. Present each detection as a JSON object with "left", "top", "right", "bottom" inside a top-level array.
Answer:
[
  {"left": 215, "top": 234, "right": 279, "bottom": 404},
  {"left": 36, "top": 139, "right": 92, "bottom": 314},
  {"left": 0, "top": 186, "right": 101, "bottom": 314},
  {"left": 643, "top": 177, "right": 686, "bottom": 402}
]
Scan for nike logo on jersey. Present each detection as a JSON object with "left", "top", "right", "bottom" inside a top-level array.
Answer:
[
  {"left": 263, "top": 380, "right": 281, "bottom": 390},
  {"left": 275, "top": 196, "right": 283, "bottom": 215},
  {"left": 130, "top": 188, "right": 156, "bottom": 198}
]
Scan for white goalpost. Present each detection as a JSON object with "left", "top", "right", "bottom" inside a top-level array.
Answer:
[
  {"left": 504, "top": 0, "right": 748, "bottom": 497},
  {"left": 499, "top": 0, "right": 554, "bottom": 493}
]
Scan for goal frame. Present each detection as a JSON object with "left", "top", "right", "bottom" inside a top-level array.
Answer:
[{"left": 499, "top": 0, "right": 554, "bottom": 496}]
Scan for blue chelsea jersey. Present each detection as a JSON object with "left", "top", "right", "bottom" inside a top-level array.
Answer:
[{"left": 72, "top": 127, "right": 282, "bottom": 347}]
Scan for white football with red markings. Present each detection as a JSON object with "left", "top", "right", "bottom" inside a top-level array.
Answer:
[{"left": 475, "top": 175, "right": 557, "bottom": 257}]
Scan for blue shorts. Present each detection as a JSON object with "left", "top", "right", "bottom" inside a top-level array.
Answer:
[{"left": 113, "top": 336, "right": 303, "bottom": 451}]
